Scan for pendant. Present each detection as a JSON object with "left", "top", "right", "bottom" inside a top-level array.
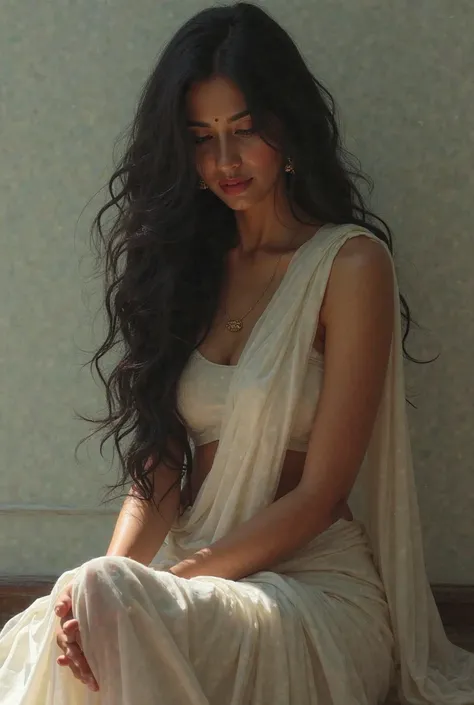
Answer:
[{"left": 226, "top": 319, "right": 243, "bottom": 333}]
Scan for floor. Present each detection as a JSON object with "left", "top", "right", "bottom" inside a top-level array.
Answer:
[
  {"left": 447, "top": 627, "right": 474, "bottom": 652},
  {"left": 384, "top": 627, "right": 473, "bottom": 704}
]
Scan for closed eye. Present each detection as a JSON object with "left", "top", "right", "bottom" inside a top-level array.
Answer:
[
  {"left": 193, "top": 134, "right": 212, "bottom": 145},
  {"left": 192, "top": 128, "right": 256, "bottom": 145}
]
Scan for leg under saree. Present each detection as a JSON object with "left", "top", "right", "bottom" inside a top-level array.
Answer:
[{"left": 0, "top": 518, "right": 394, "bottom": 705}]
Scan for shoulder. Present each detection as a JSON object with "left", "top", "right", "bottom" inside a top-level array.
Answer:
[
  {"left": 321, "top": 232, "right": 394, "bottom": 323},
  {"left": 332, "top": 231, "right": 393, "bottom": 273}
]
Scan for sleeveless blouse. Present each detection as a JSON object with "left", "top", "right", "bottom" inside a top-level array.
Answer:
[{"left": 178, "top": 347, "right": 324, "bottom": 452}]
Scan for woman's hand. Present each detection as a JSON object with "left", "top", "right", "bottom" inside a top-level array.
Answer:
[{"left": 54, "top": 583, "right": 99, "bottom": 692}]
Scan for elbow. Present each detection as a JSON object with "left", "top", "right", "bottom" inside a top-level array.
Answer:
[
  {"left": 292, "top": 484, "right": 347, "bottom": 531},
  {"left": 288, "top": 486, "right": 337, "bottom": 536}
]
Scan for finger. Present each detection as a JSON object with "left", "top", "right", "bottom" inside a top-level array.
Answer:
[
  {"left": 66, "top": 649, "right": 99, "bottom": 690},
  {"left": 65, "top": 643, "right": 85, "bottom": 667},
  {"left": 56, "top": 654, "right": 71, "bottom": 666},
  {"left": 66, "top": 644, "right": 94, "bottom": 679},
  {"left": 57, "top": 650, "right": 99, "bottom": 691},
  {"left": 55, "top": 603, "right": 72, "bottom": 620},
  {"left": 65, "top": 659, "right": 92, "bottom": 687},
  {"left": 56, "top": 631, "right": 68, "bottom": 652},
  {"left": 64, "top": 651, "right": 87, "bottom": 682},
  {"left": 54, "top": 593, "right": 73, "bottom": 617},
  {"left": 63, "top": 618, "right": 80, "bottom": 637},
  {"left": 59, "top": 611, "right": 74, "bottom": 631},
  {"left": 56, "top": 628, "right": 76, "bottom": 652},
  {"left": 54, "top": 599, "right": 71, "bottom": 616}
]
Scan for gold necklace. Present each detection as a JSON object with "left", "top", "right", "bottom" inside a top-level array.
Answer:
[{"left": 223, "top": 234, "right": 298, "bottom": 333}]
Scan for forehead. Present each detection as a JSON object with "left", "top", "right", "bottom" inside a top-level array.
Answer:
[{"left": 186, "top": 76, "right": 247, "bottom": 120}]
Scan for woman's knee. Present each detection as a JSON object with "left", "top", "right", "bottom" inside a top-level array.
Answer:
[
  {"left": 71, "top": 555, "right": 137, "bottom": 615},
  {"left": 76, "top": 554, "right": 133, "bottom": 584},
  {"left": 71, "top": 556, "right": 175, "bottom": 613}
]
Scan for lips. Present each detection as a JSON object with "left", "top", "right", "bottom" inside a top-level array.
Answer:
[
  {"left": 219, "top": 178, "right": 250, "bottom": 187},
  {"left": 218, "top": 177, "right": 253, "bottom": 195}
]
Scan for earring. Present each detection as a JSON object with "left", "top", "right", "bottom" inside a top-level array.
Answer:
[
  {"left": 284, "top": 157, "right": 295, "bottom": 175},
  {"left": 199, "top": 179, "right": 208, "bottom": 190}
]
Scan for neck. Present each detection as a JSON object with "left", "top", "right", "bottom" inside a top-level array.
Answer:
[{"left": 234, "top": 182, "right": 310, "bottom": 256}]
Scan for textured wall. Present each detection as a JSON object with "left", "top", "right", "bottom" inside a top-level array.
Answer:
[{"left": 1, "top": 1, "right": 473, "bottom": 582}]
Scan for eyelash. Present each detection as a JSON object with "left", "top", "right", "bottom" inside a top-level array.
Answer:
[{"left": 194, "top": 128, "right": 255, "bottom": 145}]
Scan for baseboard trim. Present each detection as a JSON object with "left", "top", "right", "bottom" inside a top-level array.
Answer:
[
  {"left": 1, "top": 577, "right": 474, "bottom": 629},
  {"left": 0, "top": 576, "right": 59, "bottom": 626},
  {"left": 432, "top": 584, "right": 474, "bottom": 629}
]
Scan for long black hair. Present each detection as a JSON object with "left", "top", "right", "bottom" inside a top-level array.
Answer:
[{"left": 77, "top": 1, "right": 427, "bottom": 509}]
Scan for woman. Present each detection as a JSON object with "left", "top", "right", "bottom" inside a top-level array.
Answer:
[{"left": 1, "top": 2, "right": 473, "bottom": 704}]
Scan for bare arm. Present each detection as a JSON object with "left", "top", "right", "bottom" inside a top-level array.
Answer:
[{"left": 106, "top": 452, "right": 182, "bottom": 565}]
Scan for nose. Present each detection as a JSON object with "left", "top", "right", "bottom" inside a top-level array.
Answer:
[{"left": 215, "top": 135, "right": 242, "bottom": 172}]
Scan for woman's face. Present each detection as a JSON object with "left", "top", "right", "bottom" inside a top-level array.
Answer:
[{"left": 186, "top": 75, "right": 284, "bottom": 211}]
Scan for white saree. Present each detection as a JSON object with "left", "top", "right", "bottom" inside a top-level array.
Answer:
[{"left": 1, "top": 223, "right": 473, "bottom": 704}]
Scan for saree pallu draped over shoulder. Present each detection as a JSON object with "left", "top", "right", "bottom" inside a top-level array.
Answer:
[{"left": 1, "top": 223, "right": 473, "bottom": 705}]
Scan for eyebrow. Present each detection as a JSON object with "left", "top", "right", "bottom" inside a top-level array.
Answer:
[{"left": 187, "top": 110, "right": 250, "bottom": 128}]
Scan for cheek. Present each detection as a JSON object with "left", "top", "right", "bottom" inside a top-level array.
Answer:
[
  {"left": 194, "top": 150, "right": 209, "bottom": 178},
  {"left": 246, "top": 142, "right": 282, "bottom": 179}
]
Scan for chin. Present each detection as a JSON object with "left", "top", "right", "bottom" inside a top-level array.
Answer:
[
  {"left": 225, "top": 198, "right": 255, "bottom": 211},
  {"left": 219, "top": 191, "right": 266, "bottom": 212},
  {"left": 211, "top": 191, "right": 251, "bottom": 210}
]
